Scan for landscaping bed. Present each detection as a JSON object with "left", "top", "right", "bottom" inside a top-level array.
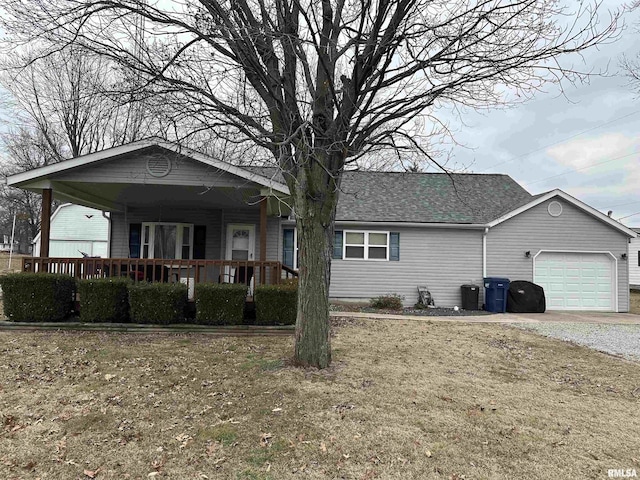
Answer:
[{"left": 330, "top": 302, "right": 494, "bottom": 316}]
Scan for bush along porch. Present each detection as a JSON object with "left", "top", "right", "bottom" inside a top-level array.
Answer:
[{"left": 0, "top": 273, "right": 298, "bottom": 327}]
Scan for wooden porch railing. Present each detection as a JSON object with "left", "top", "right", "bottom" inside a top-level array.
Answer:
[{"left": 23, "top": 257, "right": 298, "bottom": 298}]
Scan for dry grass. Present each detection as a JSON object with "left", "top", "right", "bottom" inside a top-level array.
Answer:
[
  {"left": 1, "top": 319, "right": 639, "bottom": 480},
  {"left": 630, "top": 290, "right": 640, "bottom": 315}
]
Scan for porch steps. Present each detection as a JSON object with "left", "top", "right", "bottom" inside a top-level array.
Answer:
[{"left": 0, "top": 321, "right": 294, "bottom": 336}]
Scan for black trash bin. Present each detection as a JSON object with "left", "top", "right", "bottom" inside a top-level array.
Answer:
[
  {"left": 483, "top": 277, "right": 510, "bottom": 313},
  {"left": 460, "top": 285, "right": 479, "bottom": 310}
]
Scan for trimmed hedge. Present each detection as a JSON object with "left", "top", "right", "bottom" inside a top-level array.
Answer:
[
  {"left": 128, "top": 282, "right": 188, "bottom": 325},
  {"left": 0, "top": 273, "right": 76, "bottom": 322},
  {"left": 78, "top": 277, "right": 130, "bottom": 323},
  {"left": 254, "top": 283, "right": 297, "bottom": 325},
  {"left": 195, "top": 283, "right": 247, "bottom": 325}
]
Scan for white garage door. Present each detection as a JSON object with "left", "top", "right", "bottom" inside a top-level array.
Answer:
[{"left": 534, "top": 252, "right": 616, "bottom": 311}]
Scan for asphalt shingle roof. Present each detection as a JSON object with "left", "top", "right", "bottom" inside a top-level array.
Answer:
[
  {"left": 337, "top": 172, "right": 531, "bottom": 224},
  {"left": 247, "top": 168, "right": 532, "bottom": 224}
]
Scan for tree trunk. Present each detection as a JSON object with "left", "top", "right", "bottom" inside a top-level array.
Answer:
[{"left": 292, "top": 170, "right": 338, "bottom": 369}]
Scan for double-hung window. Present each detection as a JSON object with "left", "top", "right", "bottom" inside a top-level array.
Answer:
[
  {"left": 343, "top": 231, "right": 389, "bottom": 260},
  {"left": 141, "top": 222, "right": 194, "bottom": 259}
]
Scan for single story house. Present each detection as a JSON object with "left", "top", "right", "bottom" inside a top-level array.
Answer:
[
  {"left": 33, "top": 203, "right": 109, "bottom": 258},
  {"left": 5, "top": 138, "right": 637, "bottom": 311},
  {"left": 630, "top": 228, "right": 640, "bottom": 289}
]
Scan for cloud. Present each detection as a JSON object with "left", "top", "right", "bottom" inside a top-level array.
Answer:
[{"left": 545, "top": 133, "right": 639, "bottom": 171}]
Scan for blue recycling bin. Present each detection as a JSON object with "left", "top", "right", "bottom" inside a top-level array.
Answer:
[{"left": 484, "top": 277, "right": 510, "bottom": 313}]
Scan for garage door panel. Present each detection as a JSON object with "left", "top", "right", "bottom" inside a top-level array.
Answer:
[
  {"left": 535, "top": 252, "right": 615, "bottom": 312},
  {"left": 549, "top": 282, "right": 565, "bottom": 292}
]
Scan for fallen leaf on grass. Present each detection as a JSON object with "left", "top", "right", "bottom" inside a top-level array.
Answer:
[
  {"left": 205, "top": 442, "right": 222, "bottom": 456},
  {"left": 84, "top": 467, "right": 101, "bottom": 478},
  {"left": 260, "top": 432, "right": 273, "bottom": 447}
]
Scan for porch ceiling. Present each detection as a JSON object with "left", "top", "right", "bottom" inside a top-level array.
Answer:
[{"left": 52, "top": 181, "right": 266, "bottom": 212}]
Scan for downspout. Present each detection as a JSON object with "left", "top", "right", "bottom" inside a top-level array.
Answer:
[
  {"left": 482, "top": 227, "right": 488, "bottom": 279},
  {"left": 102, "top": 211, "right": 111, "bottom": 257}
]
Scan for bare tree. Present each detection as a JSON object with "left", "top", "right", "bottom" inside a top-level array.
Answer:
[
  {"left": 0, "top": 48, "right": 162, "bottom": 159},
  {"left": 0, "top": 128, "right": 63, "bottom": 250},
  {"left": 621, "top": 1, "right": 640, "bottom": 93},
  {"left": 0, "top": 0, "right": 620, "bottom": 367}
]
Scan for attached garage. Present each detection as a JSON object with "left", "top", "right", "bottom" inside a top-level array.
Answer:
[
  {"left": 485, "top": 190, "right": 636, "bottom": 313},
  {"left": 534, "top": 251, "right": 616, "bottom": 311}
]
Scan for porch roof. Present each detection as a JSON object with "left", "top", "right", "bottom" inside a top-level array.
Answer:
[{"left": 5, "top": 138, "right": 290, "bottom": 212}]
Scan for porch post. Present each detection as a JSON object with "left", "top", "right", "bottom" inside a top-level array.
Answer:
[
  {"left": 260, "top": 196, "right": 267, "bottom": 284},
  {"left": 260, "top": 196, "right": 267, "bottom": 261},
  {"left": 40, "top": 188, "right": 52, "bottom": 258}
]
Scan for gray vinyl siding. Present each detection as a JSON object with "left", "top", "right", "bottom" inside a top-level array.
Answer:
[
  {"left": 57, "top": 152, "right": 249, "bottom": 187},
  {"left": 110, "top": 207, "right": 279, "bottom": 262},
  {"left": 330, "top": 227, "right": 484, "bottom": 307},
  {"left": 486, "top": 198, "right": 630, "bottom": 312}
]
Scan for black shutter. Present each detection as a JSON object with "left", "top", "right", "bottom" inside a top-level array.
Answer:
[
  {"left": 390, "top": 232, "right": 400, "bottom": 261},
  {"left": 283, "top": 228, "right": 295, "bottom": 267},
  {"left": 333, "top": 230, "right": 343, "bottom": 259},
  {"left": 129, "top": 223, "right": 142, "bottom": 258},
  {"left": 193, "top": 225, "right": 206, "bottom": 259}
]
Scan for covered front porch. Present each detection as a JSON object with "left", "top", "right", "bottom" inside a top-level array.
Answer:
[{"left": 7, "top": 139, "right": 296, "bottom": 295}]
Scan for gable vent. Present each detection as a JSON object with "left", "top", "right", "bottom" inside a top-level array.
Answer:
[
  {"left": 548, "top": 201, "right": 562, "bottom": 217},
  {"left": 146, "top": 156, "right": 172, "bottom": 177}
]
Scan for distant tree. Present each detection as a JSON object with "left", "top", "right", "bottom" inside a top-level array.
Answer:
[
  {"left": 622, "top": 1, "right": 640, "bottom": 93},
  {"left": 0, "top": 128, "right": 63, "bottom": 251},
  {"left": 0, "top": 0, "right": 620, "bottom": 367}
]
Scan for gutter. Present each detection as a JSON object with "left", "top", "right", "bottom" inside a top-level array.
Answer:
[
  {"left": 482, "top": 227, "right": 488, "bottom": 278},
  {"left": 281, "top": 219, "right": 487, "bottom": 230}
]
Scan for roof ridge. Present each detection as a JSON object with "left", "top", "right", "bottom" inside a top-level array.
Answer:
[{"left": 344, "top": 170, "right": 511, "bottom": 176}]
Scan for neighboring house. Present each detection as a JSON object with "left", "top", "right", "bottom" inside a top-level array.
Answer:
[
  {"left": 33, "top": 203, "right": 109, "bottom": 258},
  {"left": 630, "top": 228, "right": 640, "bottom": 288},
  {"left": 5, "top": 138, "right": 637, "bottom": 312},
  {"left": 0, "top": 233, "right": 20, "bottom": 253}
]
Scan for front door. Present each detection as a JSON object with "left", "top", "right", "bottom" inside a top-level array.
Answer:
[{"left": 225, "top": 224, "right": 255, "bottom": 283}]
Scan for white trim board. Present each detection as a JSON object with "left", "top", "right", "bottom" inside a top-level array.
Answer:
[{"left": 488, "top": 189, "right": 637, "bottom": 238}]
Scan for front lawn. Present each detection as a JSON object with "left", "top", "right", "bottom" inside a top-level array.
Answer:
[{"left": 1, "top": 318, "right": 638, "bottom": 479}]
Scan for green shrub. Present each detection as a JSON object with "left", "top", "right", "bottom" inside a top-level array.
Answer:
[
  {"left": 78, "top": 277, "right": 130, "bottom": 323},
  {"left": 128, "top": 282, "right": 188, "bottom": 325},
  {"left": 254, "top": 283, "right": 297, "bottom": 325},
  {"left": 195, "top": 283, "right": 247, "bottom": 325},
  {"left": 370, "top": 293, "right": 404, "bottom": 310},
  {"left": 0, "top": 273, "right": 76, "bottom": 322}
]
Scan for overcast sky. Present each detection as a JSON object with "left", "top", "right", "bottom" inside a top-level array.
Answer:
[{"left": 440, "top": 1, "right": 640, "bottom": 227}]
